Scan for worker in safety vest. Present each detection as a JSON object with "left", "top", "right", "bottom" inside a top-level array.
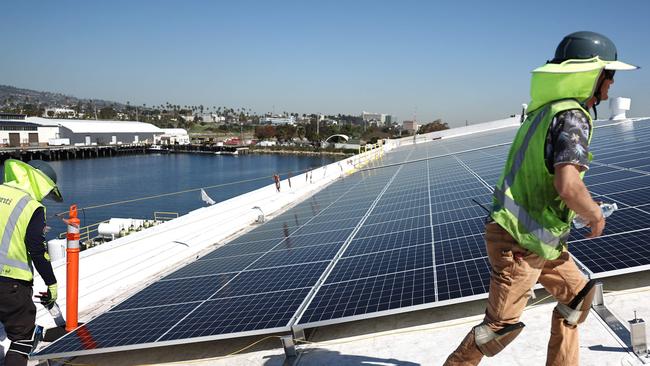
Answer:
[
  {"left": 0, "top": 159, "right": 62, "bottom": 366},
  {"left": 445, "top": 32, "right": 638, "bottom": 366}
]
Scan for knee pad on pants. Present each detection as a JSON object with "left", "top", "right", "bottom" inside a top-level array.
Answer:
[
  {"left": 473, "top": 322, "right": 525, "bottom": 357},
  {"left": 556, "top": 279, "right": 597, "bottom": 325}
]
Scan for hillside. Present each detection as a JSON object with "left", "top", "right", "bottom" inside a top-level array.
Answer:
[{"left": 0, "top": 84, "right": 123, "bottom": 109}]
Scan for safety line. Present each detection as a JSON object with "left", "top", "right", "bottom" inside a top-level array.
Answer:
[{"left": 50, "top": 165, "right": 317, "bottom": 218}]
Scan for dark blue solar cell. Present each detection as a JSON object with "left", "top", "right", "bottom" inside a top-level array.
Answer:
[
  {"left": 254, "top": 242, "right": 343, "bottom": 268},
  {"left": 612, "top": 157, "right": 650, "bottom": 169},
  {"left": 160, "top": 288, "right": 311, "bottom": 341},
  {"left": 431, "top": 187, "right": 491, "bottom": 203},
  {"left": 570, "top": 230, "right": 650, "bottom": 274},
  {"left": 586, "top": 165, "right": 617, "bottom": 175},
  {"left": 431, "top": 206, "right": 486, "bottom": 225},
  {"left": 272, "top": 228, "right": 353, "bottom": 250},
  {"left": 308, "top": 207, "right": 369, "bottom": 223},
  {"left": 583, "top": 170, "right": 643, "bottom": 185},
  {"left": 597, "top": 152, "right": 649, "bottom": 164},
  {"left": 606, "top": 187, "right": 650, "bottom": 206},
  {"left": 201, "top": 239, "right": 279, "bottom": 259},
  {"left": 214, "top": 262, "right": 328, "bottom": 298},
  {"left": 112, "top": 273, "right": 236, "bottom": 311},
  {"left": 298, "top": 217, "right": 361, "bottom": 233},
  {"left": 590, "top": 176, "right": 650, "bottom": 195},
  {"left": 34, "top": 303, "right": 193, "bottom": 357},
  {"left": 433, "top": 217, "right": 485, "bottom": 241},
  {"left": 227, "top": 227, "right": 292, "bottom": 244},
  {"left": 436, "top": 257, "right": 491, "bottom": 301},
  {"left": 569, "top": 207, "right": 650, "bottom": 241},
  {"left": 167, "top": 253, "right": 259, "bottom": 279},
  {"left": 435, "top": 234, "right": 486, "bottom": 264},
  {"left": 345, "top": 226, "right": 432, "bottom": 256},
  {"left": 298, "top": 267, "right": 436, "bottom": 324},
  {"left": 431, "top": 196, "right": 490, "bottom": 213},
  {"left": 326, "top": 244, "right": 432, "bottom": 283},
  {"left": 365, "top": 204, "right": 429, "bottom": 222},
  {"left": 355, "top": 215, "right": 430, "bottom": 237}
]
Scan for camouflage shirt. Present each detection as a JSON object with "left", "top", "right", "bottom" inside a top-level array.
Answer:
[{"left": 545, "top": 109, "right": 591, "bottom": 173}]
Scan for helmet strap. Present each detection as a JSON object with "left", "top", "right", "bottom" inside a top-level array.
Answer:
[{"left": 591, "top": 74, "right": 606, "bottom": 120}]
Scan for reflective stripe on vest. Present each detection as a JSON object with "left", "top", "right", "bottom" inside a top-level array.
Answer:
[
  {"left": 494, "top": 186, "right": 569, "bottom": 248},
  {"left": 0, "top": 194, "right": 33, "bottom": 272}
]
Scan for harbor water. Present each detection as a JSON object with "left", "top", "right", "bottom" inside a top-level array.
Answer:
[{"left": 1, "top": 153, "right": 337, "bottom": 240}]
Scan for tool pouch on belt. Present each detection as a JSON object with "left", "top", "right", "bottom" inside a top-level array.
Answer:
[{"left": 474, "top": 322, "right": 525, "bottom": 357}]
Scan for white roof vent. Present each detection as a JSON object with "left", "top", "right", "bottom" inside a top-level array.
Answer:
[{"left": 609, "top": 97, "right": 631, "bottom": 120}]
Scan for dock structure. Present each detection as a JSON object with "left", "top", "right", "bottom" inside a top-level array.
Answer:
[
  {"left": 0, "top": 144, "right": 149, "bottom": 163},
  {"left": 167, "top": 144, "right": 250, "bottom": 155}
]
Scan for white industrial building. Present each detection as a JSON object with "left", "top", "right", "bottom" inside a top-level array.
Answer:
[
  {"left": 0, "top": 120, "right": 59, "bottom": 147},
  {"left": 0, "top": 114, "right": 188, "bottom": 147},
  {"left": 155, "top": 128, "right": 191, "bottom": 145},
  {"left": 362, "top": 111, "right": 392, "bottom": 125},
  {"left": 260, "top": 115, "right": 296, "bottom": 126},
  {"left": 26, "top": 117, "right": 162, "bottom": 145},
  {"left": 402, "top": 120, "right": 419, "bottom": 133}
]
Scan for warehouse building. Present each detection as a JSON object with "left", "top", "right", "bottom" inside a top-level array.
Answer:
[
  {"left": 0, "top": 114, "right": 59, "bottom": 147},
  {"left": 25, "top": 117, "right": 164, "bottom": 145},
  {"left": 155, "top": 128, "right": 191, "bottom": 145},
  {"left": 0, "top": 114, "right": 187, "bottom": 147}
]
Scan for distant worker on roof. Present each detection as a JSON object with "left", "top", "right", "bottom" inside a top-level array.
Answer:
[
  {"left": 444, "top": 31, "right": 638, "bottom": 366},
  {"left": 1, "top": 159, "right": 62, "bottom": 366}
]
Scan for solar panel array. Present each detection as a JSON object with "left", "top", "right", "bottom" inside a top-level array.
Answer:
[{"left": 37, "top": 118, "right": 650, "bottom": 359}]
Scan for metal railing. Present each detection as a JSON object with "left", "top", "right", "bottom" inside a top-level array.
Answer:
[
  {"left": 154, "top": 211, "right": 179, "bottom": 221},
  {"left": 55, "top": 211, "right": 179, "bottom": 243},
  {"left": 57, "top": 220, "right": 107, "bottom": 243}
]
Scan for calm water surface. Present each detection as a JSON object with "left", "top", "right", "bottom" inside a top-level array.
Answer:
[{"left": 2, "top": 153, "right": 337, "bottom": 239}]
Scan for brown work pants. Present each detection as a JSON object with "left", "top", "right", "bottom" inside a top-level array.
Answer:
[{"left": 444, "top": 222, "right": 588, "bottom": 366}]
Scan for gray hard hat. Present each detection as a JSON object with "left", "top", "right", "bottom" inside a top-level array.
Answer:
[
  {"left": 28, "top": 160, "right": 63, "bottom": 202},
  {"left": 551, "top": 31, "right": 638, "bottom": 70},
  {"left": 28, "top": 160, "right": 57, "bottom": 183}
]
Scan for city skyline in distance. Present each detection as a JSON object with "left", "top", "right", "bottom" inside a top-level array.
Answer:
[{"left": 2, "top": 0, "right": 648, "bottom": 127}]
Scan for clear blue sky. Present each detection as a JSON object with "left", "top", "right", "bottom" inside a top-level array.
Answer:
[{"left": 1, "top": 0, "right": 648, "bottom": 126}]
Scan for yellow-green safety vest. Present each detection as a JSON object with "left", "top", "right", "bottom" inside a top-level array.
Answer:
[
  {"left": 490, "top": 58, "right": 606, "bottom": 260},
  {"left": 0, "top": 184, "right": 44, "bottom": 282},
  {"left": 1, "top": 158, "right": 59, "bottom": 282},
  {"left": 491, "top": 100, "right": 593, "bottom": 259}
]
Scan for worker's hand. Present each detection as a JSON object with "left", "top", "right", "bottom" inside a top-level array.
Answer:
[
  {"left": 585, "top": 215, "right": 605, "bottom": 238},
  {"left": 36, "top": 283, "right": 58, "bottom": 309}
]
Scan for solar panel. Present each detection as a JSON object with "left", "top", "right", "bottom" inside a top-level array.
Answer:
[
  {"left": 36, "top": 117, "right": 650, "bottom": 359},
  {"left": 35, "top": 152, "right": 408, "bottom": 358},
  {"left": 294, "top": 118, "right": 650, "bottom": 328}
]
